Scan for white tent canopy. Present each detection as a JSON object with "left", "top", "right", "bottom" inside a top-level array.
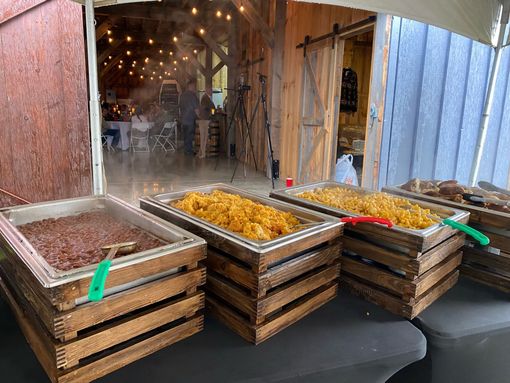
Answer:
[{"left": 296, "top": 0, "right": 503, "bottom": 46}]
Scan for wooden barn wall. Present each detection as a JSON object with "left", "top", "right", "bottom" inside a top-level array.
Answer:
[
  {"left": 280, "top": 3, "right": 374, "bottom": 180},
  {"left": 0, "top": 0, "right": 91, "bottom": 205},
  {"left": 379, "top": 17, "right": 510, "bottom": 189},
  {"left": 235, "top": 0, "right": 274, "bottom": 170}
]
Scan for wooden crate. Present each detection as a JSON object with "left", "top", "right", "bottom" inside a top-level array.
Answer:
[
  {"left": 340, "top": 232, "right": 464, "bottom": 319},
  {"left": 270, "top": 183, "right": 468, "bottom": 318},
  {"left": 0, "top": 243, "right": 206, "bottom": 382},
  {"left": 140, "top": 189, "right": 344, "bottom": 344},
  {"left": 0, "top": 261, "right": 205, "bottom": 383},
  {"left": 204, "top": 240, "right": 341, "bottom": 344},
  {"left": 383, "top": 185, "right": 510, "bottom": 293}
]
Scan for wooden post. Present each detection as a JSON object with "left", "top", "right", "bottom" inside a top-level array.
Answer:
[
  {"left": 226, "top": 12, "right": 240, "bottom": 156},
  {"left": 205, "top": 47, "right": 213, "bottom": 89},
  {"left": 269, "top": 0, "right": 287, "bottom": 168},
  {"left": 361, "top": 14, "right": 392, "bottom": 190}
]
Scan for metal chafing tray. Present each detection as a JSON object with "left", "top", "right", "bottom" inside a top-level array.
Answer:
[
  {"left": 270, "top": 182, "right": 470, "bottom": 253},
  {"left": 139, "top": 183, "right": 343, "bottom": 256},
  {"left": 0, "top": 194, "right": 205, "bottom": 288}
]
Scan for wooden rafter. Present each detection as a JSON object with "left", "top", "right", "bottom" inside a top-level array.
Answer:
[
  {"left": 230, "top": 0, "right": 274, "bottom": 48},
  {"left": 95, "top": 16, "right": 120, "bottom": 41}
]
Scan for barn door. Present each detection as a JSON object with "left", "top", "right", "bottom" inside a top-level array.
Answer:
[{"left": 297, "top": 36, "right": 344, "bottom": 184}]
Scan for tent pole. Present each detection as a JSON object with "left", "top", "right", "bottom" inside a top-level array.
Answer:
[
  {"left": 469, "top": 7, "right": 509, "bottom": 186},
  {"left": 85, "top": 0, "right": 105, "bottom": 195}
]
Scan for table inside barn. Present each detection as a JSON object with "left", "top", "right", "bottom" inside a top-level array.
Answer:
[{"left": 0, "top": 288, "right": 426, "bottom": 383}]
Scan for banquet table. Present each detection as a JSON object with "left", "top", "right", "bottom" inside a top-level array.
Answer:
[
  {"left": 107, "top": 121, "right": 132, "bottom": 150},
  {"left": 0, "top": 288, "right": 426, "bottom": 383}
]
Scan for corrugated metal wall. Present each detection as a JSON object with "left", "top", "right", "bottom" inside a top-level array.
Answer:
[{"left": 379, "top": 16, "right": 510, "bottom": 189}]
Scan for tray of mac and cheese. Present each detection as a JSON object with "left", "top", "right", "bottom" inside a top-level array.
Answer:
[
  {"left": 270, "top": 181, "right": 469, "bottom": 252},
  {"left": 140, "top": 184, "right": 343, "bottom": 261}
]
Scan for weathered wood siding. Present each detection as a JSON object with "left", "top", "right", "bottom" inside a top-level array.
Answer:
[
  {"left": 280, "top": 3, "right": 373, "bottom": 180},
  {"left": 0, "top": 0, "right": 91, "bottom": 205},
  {"left": 380, "top": 16, "right": 510, "bottom": 190}
]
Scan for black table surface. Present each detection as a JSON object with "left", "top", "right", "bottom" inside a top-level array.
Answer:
[
  {"left": 0, "top": 288, "right": 426, "bottom": 383},
  {"left": 415, "top": 277, "right": 510, "bottom": 343}
]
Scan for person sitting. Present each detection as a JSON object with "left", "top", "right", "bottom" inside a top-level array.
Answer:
[
  {"left": 132, "top": 106, "right": 148, "bottom": 122},
  {"left": 101, "top": 105, "right": 120, "bottom": 148}
]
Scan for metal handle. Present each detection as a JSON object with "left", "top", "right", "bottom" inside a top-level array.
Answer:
[
  {"left": 442, "top": 219, "right": 490, "bottom": 246},
  {"left": 341, "top": 216, "right": 393, "bottom": 228}
]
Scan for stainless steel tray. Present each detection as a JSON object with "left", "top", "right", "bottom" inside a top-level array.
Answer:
[
  {"left": 270, "top": 181, "right": 469, "bottom": 238},
  {"left": 0, "top": 194, "right": 205, "bottom": 288},
  {"left": 140, "top": 183, "right": 342, "bottom": 254}
]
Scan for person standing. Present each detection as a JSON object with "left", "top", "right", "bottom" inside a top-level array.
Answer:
[
  {"left": 197, "top": 87, "right": 216, "bottom": 159},
  {"left": 179, "top": 80, "right": 199, "bottom": 155}
]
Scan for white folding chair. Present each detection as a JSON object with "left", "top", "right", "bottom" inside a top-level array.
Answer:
[
  {"left": 130, "top": 123, "right": 150, "bottom": 152},
  {"left": 152, "top": 121, "right": 177, "bottom": 152},
  {"left": 101, "top": 134, "right": 116, "bottom": 152}
]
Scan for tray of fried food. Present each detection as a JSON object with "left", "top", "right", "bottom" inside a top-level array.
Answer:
[{"left": 400, "top": 178, "right": 510, "bottom": 213}]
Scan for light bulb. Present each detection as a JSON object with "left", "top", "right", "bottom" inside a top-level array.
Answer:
[
  {"left": 149, "top": 38, "right": 154, "bottom": 44},
  {"left": 191, "top": 7, "right": 198, "bottom": 15},
  {"left": 126, "top": 36, "right": 132, "bottom": 42},
  {"left": 226, "top": 14, "right": 232, "bottom": 21},
  {"left": 173, "top": 36, "right": 178, "bottom": 42},
  {"left": 216, "top": 10, "right": 222, "bottom": 17},
  {"left": 108, "top": 37, "right": 113, "bottom": 43},
  {"left": 240, "top": 5, "right": 245, "bottom": 12},
  {"left": 199, "top": 28, "right": 205, "bottom": 35},
  {"left": 107, "top": 30, "right": 112, "bottom": 35}
]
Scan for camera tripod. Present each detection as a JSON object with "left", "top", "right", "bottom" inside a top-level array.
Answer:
[{"left": 216, "top": 84, "right": 259, "bottom": 180}]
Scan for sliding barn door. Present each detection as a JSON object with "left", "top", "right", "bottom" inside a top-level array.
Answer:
[{"left": 297, "top": 37, "right": 344, "bottom": 184}]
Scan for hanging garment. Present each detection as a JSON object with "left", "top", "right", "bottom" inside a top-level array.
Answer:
[{"left": 340, "top": 68, "right": 358, "bottom": 113}]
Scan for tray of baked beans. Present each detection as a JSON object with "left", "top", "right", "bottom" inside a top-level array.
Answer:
[{"left": 0, "top": 195, "right": 204, "bottom": 287}]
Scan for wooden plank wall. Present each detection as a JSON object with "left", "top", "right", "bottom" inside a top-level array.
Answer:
[
  {"left": 0, "top": 0, "right": 91, "bottom": 205},
  {"left": 235, "top": 0, "right": 274, "bottom": 170},
  {"left": 280, "top": 3, "right": 373, "bottom": 180}
]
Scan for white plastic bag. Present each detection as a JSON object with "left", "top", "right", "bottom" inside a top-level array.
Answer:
[{"left": 335, "top": 154, "right": 358, "bottom": 186}]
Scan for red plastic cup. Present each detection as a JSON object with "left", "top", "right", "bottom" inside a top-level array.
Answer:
[{"left": 286, "top": 178, "right": 294, "bottom": 187}]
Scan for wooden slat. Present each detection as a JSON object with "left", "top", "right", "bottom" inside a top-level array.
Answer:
[
  {"left": 417, "top": 233, "right": 465, "bottom": 275},
  {"left": 460, "top": 264, "right": 510, "bottom": 293},
  {"left": 55, "top": 292, "right": 204, "bottom": 368},
  {"left": 206, "top": 272, "right": 255, "bottom": 318},
  {"left": 462, "top": 245, "right": 510, "bottom": 276},
  {"left": 206, "top": 248, "right": 259, "bottom": 292},
  {"left": 54, "top": 267, "right": 205, "bottom": 337},
  {"left": 255, "top": 283, "right": 337, "bottom": 344},
  {"left": 263, "top": 241, "right": 341, "bottom": 292},
  {"left": 413, "top": 251, "right": 462, "bottom": 297},
  {"left": 258, "top": 263, "right": 340, "bottom": 316},
  {"left": 58, "top": 316, "right": 203, "bottom": 383},
  {"left": 410, "top": 271, "right": 459, "bottom": 317},
  {"left": 54, "top": 245, "right": 206, "bottom": 305}
]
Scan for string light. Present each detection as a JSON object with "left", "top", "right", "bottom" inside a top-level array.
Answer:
[
  {"left": 126, "top": 36, "right": 132, "bottom": 42},
  {"left": 159, "top": 49, "right": 163, "bottom": 54},
  {"left": 108, "top": 37, "right": 113, "bottom": 43},
  {"left": 142, "top": 67, "right": 145, "bottom": 70},
  {"left": 226, "top": 14, "right": 232, "bottom": 21},
  {"left": 129, "top": 71, "right": 133, "bottom": 76},
  {"left": 150, "top": 76, "right": 154, "bottom": 80},
  {"left": 118, "top": 64, "right": 122, "bottom": 69},
  {"left": 173, "top": 36, "right": 178, "bottom": 42},
  {"left": 149, "top": 38, "right": 154, "bottom": 44},
  {"left": 199, "top": 28, "right": 205, "bottom": 35},
  {"left": 191, "top": 7, "right": 198, "bottom": 15},
  {"left": 140, "top": 75, "right": 144, "bottom": 79},
  {"left": 159, "top": 75, "right": 162, "bottom": 79},
  {"left": 216, "top": 10, "right": 222, "bottom": 17},
  {"left": 159, "top": 61, "right": 163, "bottom": 66},
  {"left": 119, "top": 60, "right": 123, "bottom": 64},
  {"left": 132, "top": 63, "right": 136, "bottom": 67},
  {"left": 126, "top": 50, "right": 131, "bottom": 56},
  {"left": 240, "top": 5, "right": 245, "bottom": 12},
  {"left": 133, "top": 60, "right": 137, "bottom": 64},
  {"left": 193, "top": 49, "right": 198, "bottom": 54},
  {"left": 108, "top": 55, "right": 112, "bottom": 59},
  {"left": 104, "top": 62, "right": 107, "bottom": 66},
  {"left": 152, "top": 71, "right": 156, "bottom": 75},
  {"left": 145, "top": 57, "right": 149, "bottom": 63},
  {"left": 169, "top": 51, "right": 173, "bottom": 56},
  {"left": 173, "top": 60, "right": 177, "bottom": 64},
  {"left": 174, "top": 67, "right": 177, "bottom": 71},
  {"left": 107, "top": 30, "right": 112, "bottom": 35}
]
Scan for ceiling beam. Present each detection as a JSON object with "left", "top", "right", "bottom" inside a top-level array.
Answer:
[
  {"left": 98, "top": 39, "right": 124, "bottom": 64},
  {"left": 199, "top": 31, "right": 234, "bottom": 67},
  {"left": 101, "top": 53, "right": 123, "bottom": 77},
  {"left": 175, "top": 43, "right": 206, "bottom": 75},
  {"left": 230, "top": 0, "right": 274, "bottom": 48},
  {"left": 212, "top": 61, "right": 225, "bottom": 76},
  {"left": 95, "top": 16, "right": 120, "bottom": 41}
]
